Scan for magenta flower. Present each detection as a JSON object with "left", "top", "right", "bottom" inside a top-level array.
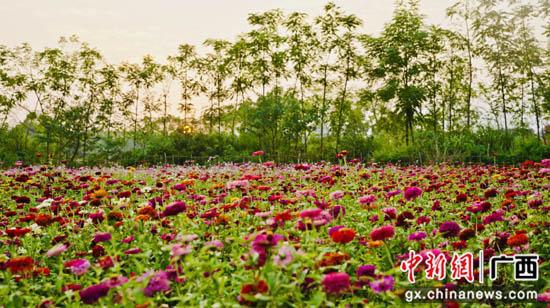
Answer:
[
  {"left": 102, "top": 275, "right": 129, "bottom": 288},
  {"left": 404, "top": 186, "right": 422, "bottom": 201},
  {"left": 162, "top": 201, "right": 187, "bottom": 217},
  {"left": 79, "top": 283, "right": 110, "bottom": 304},
  {"left": 439, "top": 221, "right": 461, "bottom": 237},
  {"left": 328, "top": 225, "right": 345, "bottom": 236},
  {"left": 370, "top": 275, "right": 395, "bottom": 293},
  {"left": 251, "top": 232, "right": 284, "bottom": 266},
  {"left": 329, "top": 205, "right": 346, "bottom": 218},
  {"left": 483, "top": 210, "right": 505, "bottom": 224},
  {"left": 322, "top": 272, "right": 351, "bottom": 294},
  {"left": 299, "top": 208, "right": 322, "bottom": 219},
  {"left": 124, "top": 248, "right": 141, "bottom": 255},
  {"left": 408, "top": 231, "right": 427, "bottom": 241},
  {"left": 386, "top": 189, "right": 402, "bottom": 198},
  {"left": 358, "top": 195, "right": 376, "bottom": 205},
  {"left": 143, "top": 271, "right": 171, "bottom": 297},
  {"left": 356, "top": 265, "right": 376, "bottom": 277},
  {"left": 92, "top": 232, "right": 112, "bottom": 243},
  {"left": 64, "top": 258, "right": 91, "bottom": 276}
]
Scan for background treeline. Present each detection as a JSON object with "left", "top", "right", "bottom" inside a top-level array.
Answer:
[{"left": 0, "top": 0, "right": 549, "bottom": 166}]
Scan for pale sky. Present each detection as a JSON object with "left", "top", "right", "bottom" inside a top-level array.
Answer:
[
  {"left": 1, "top": 0, "right": 543, "bottom": 129},
  {"left": 0, "top": 0, "right": 452, "bottom": 63}
]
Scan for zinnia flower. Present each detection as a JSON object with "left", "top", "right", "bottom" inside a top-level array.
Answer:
[
  {"left": 46, "top": 243, "right": 67, "bottom": 257},
  {"left": 322, "top": 272, "right": 351, "bottom": 294},
  {"left": 79, "top": 283, "right": 110, "bottom": 304},
  {"left": 330, "top": 227, "right": 356, "bottom": 244},
  {"left": 358, "top": 195, "right": 376, "bottom": 205},
  {"left": 329, "top": 190, "right": 344, "bottom": 200},
  {"left": 64, "top": 259, "right": 91, "bottom": 276},
  {"left": 273, "top": 245, "right": 295, "bottom": 267},
  {"left": 5, "top": 256, "right": 34, "bottom": 273},
  {"left": 299, "top": 208, "right": 323, "bottom": 219},
  {"left": 404, "top": 187, "right": 422, "bottom": 201},
  {"left": 170, "top": 244, "right": 191, "bottom": 258},
  {"left": 356, "top": 265, "right": 376, "bottom": 277},
  {"left": 507, "top": 233, "right": 529, "bottom": 247},
  {"left": 238, "top": 280, "right": 269, "bottom": 305},
  {"left": 439, "top": 221, "right": 461, "bottom": 238},
  {"left": 143, "top": 271, "right": 171, "bottom": 297},
  {"left": 370, "top": 225, "right": 395, "bottom": 241},
  {"left": 408, "top": 231, "right": 427, "bottom": 241},
  {"left": 92, "top": 232, "right": 112, "bottom": 243},
  {"left": 162, "top": 201, "right": 187, "bottom": 217},
  {"left": 370, "top": 275, "right": 395, "bottom": 293}
]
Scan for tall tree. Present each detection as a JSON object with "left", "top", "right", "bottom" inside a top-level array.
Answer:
[
  {"left": 473, "top": 0, "right": 516, "bottom": 133},
  {"left": 365, "top": 0, "right": 429, "bottom": 145},
  {"left": 447, "top": 0, "right": 477, "bottom": 129},
  {"left": 198, "top": 39, "right": 231, "bottom": 134},
  {"left": 168, "top": 44, "right": 203, "bottom": 129}
]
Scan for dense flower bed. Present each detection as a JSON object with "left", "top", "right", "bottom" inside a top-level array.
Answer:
[{"left": 0, "top": 160, "right": 549, "bottom": 306}]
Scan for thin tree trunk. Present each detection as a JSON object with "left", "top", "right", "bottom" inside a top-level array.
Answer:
[{"left": 320, "top": 64, "right": 328, "bottom": 160}]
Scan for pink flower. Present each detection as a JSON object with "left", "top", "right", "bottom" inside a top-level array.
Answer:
[
  {"left": 299, "top": 208, "right": 322, "bottom": 219},
  {"left": 170, "top": 244, "right": 191, "bottom": 258},
  {"left": 329, "top": 190, "right": 344, "bottom": 200},
  {"left": 226, "top": 180, "right": 249, "bottom": 190},
  {"left": 64, "top": 259, "right": 91, "bottom": 276},
  {"left": 204, "top": 240, "right": 224, "bottom": 250},
  {"left": 273, "top": 245, "right": 295, "bottom": 267},
  {"left": 322, "top": 272, "right": 351, "bottom": 294},
  {"left": 252, "top": 150, "right": 265, "bottom": 156},
  {"left": 121, "top": 235, "right": 134, "bottom": 243},
  {"left": 46, "top": 243, "right": 67, "bottom": 257},
  {"left": 358, "top": 195, "right": 376, "bottom": 205},
  {"left": 124, "top": 248, "right": 141, "bottom": 255}
]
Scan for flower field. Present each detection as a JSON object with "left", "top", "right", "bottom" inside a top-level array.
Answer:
[{"left": 1, "top": 160, "right": 549, "bottom": 306}]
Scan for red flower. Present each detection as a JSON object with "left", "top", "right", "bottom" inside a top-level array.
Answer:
[
  {"left": 507, "top": 233, "right": 529, "bottom": 247},
  {"left": 238, "top": 280, "right": 268, "bottom": 305},
  {"left": 5, "top": 227, "right": 31, "bottom": 238},
  {"left": 331, "top": 228, "right": 356, "bottom": 244},
  {"left": 370, "top": 225, "right": 395, "bottom": 241},
  {"left": 5, "top": 256, "right": 34, "bottom": 273}
]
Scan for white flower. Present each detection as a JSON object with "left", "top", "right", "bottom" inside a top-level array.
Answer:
[{"left": 36, "top": 198, "right": 54, "bottom": 209}]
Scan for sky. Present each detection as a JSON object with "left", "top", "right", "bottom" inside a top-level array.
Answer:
[
  {"left": 0, "top": 0, "right": 452, "bottom": 63},
  {"left": 0, "top": 0, "right": 542, "bottom": 128}
]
